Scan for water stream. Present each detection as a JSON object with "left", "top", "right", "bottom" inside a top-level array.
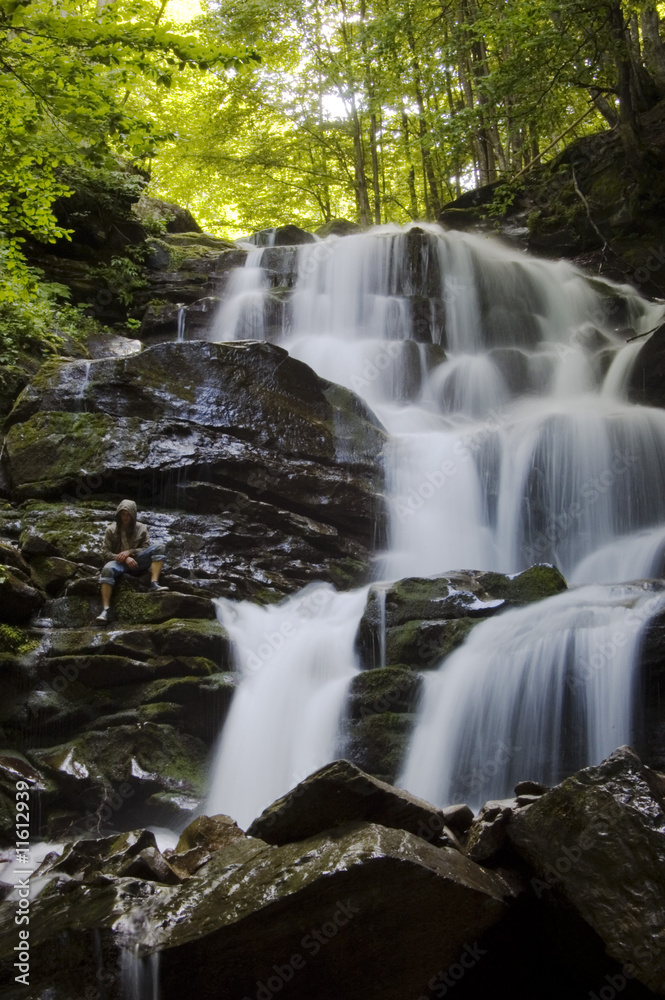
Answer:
[{"left": 205, "top": 224, "right": 665, "bottom": 822}]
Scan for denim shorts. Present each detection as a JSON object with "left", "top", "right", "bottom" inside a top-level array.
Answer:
[{"left": 99, "top": 544, "right": 166, "bottom": 586}]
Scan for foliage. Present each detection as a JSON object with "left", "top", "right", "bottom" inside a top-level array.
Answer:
[
  {"left": 148, "top": 0, "right": 665, "bottom": 234},
  {"left": 90, "top": 249, "right": 148, "bottom": 308},
  {"left": 0, "top": 0, "right": 254, "bottom": 359},
  {"left": 0, "top": 261, "right": 103, "bottom": 369}
]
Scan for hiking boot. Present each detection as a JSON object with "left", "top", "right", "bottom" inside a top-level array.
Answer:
[
  {"left": 149, "top": 581, "right": 168, "bottom": 592},
  {"left": 96, "top": 607, "right": 110, "bottom": 624}
]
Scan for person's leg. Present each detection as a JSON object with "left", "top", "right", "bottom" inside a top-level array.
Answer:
[
  {"left": 134, "top": 545, "right": 167, "bottom": 590},
  {"left": 97, "top": 561, "right": 123, "bottom": 622}
]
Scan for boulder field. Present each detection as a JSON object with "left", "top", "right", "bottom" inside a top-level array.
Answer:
[{"left": 0, "top": 749, "right": 663, "bottom": 1000}]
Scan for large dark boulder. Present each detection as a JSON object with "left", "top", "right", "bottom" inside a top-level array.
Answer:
[
  {"left": 355, "top": 565, "right": 567, "bottom": 670},
  {"left": 0, "top": 821, "right": 510, "bottom": 1000},
  {"left": 250, "top": 225, "right": 316, "bottom": 246},
  {"left": 315, "top": 219, "right": 362, "bottom": 238},
  {"left": 133, "top": 194, "right": 203, "bottom": 234},
  {"left": 507, "top": 746, "right": 665, "bottom": 995},
  {"left": 0, "top": 564, "right": 43, "bottom": 623},
  {"left": 247, "top": 758, "right": 451, "bottom": 845},
  {"left": 627, "top": 323, "right": 665, "bottom": 408},
  {"left": 2, "top": 341, "right": 387, "bottom": 579}
]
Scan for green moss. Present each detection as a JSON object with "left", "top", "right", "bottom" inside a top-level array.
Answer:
[
  {"left": 7, "top": 410, "right": 124, "bottom": 492},
  {"left": 327, "top": 557, "right": 368, "bottom": 591},
  {"left": 35, "top": 722, "right": 207, "bottom": 793},
  {"left": 149, "top": 235, "right": 237, "bottom": 272},
  {"left": 348, "top": 667, "right": 421, "bottom": 720},
  {"left": 589, "top": 169, "right": 625, "bottom": 207},
  {"left": 385, "top": 617, "right": 477, "bottom": 669},
  {"left": 480, "top": 564, "right": 567, "bottom": 605},
  {"left": 345, "top": 712, "right": 416, "bottom": 784},
  {"left": 0, "top": 625, "right": 39, "bottom": 655}
]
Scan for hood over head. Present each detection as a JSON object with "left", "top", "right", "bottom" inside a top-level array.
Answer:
[{"left": 115, "top": 499, "right": 137, "bottom": 527}]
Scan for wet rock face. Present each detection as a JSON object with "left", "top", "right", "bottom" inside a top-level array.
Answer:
[
  {"left": 628, "top": 323, "right": 665, "bottom": 408},
  {"left": 0, "top": 567, "right": 232, "bottom": 840},
  {"left": 0, "top": 340, "right": 387, "bottom": 839},
  {"left": 0, "top": 498, "right": 372, "bottom": 603},
  {"left": 508, "top": 746, "right": 665, "bottom": 995},
  {"left": 339, "top": 565, "right": 567, "bottom": 782},
  {"left": 2, "top": 751, "right": 663, "bottom": 1000},
  {"left": 636, "top": 607, "right": 665, "bottom": 771},
  {"left": 249, "top": 225, "right": 316, "bottom": 246},
  {"left": 3, "top": 341, "right": 386, "bottom": 552},
  {"left": 247, "top": 758, "right": 454, "bottom": 847},
  {"left": 0, "top": 818, "right": 510, "bottom": 1000},
  {"left": 355, "top": 565, "right": 568, "bottom": 670}
]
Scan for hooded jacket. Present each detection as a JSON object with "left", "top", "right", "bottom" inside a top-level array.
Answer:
[{"left": 102, "top": 500, "right": 150, "bottom": 562}]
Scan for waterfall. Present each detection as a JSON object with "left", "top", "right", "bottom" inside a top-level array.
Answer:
[
  {"left": 204, "top": 223, "right": 665, "bottom": 824},
  {"left": 206, "top": 584, "right": 368, "bottom": 828},
  {"left": 399, "top": 584, "right": 665, "bottom": 810},
  {"left": 120, "top": 947, "right": 160, "bottom": 1000}
]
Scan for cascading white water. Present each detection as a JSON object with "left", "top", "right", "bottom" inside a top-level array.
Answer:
[
  {"left": 206, "top": 584, "right": 368, "bottom": 828},
  {"left": 205, "top": 223, "right": 665, "bottom": 824},
  {"left": 400, "top": 584, "right": 665, "bottom": 809}
]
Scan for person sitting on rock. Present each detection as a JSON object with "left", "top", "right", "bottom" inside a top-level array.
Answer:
[{"left": 97, "top": 499, "right": 167, "bottom": 623}]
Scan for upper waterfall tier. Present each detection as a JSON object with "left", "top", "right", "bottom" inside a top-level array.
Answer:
[
  {"left": 211, "top": 224, "right": 665, "bottom": 583},
  {"left": 212, "top": 223, "right": 659, "bottom": 359}
]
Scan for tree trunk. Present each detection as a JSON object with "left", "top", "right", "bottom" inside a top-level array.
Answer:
[
  {"left": 401, "top": 111, "right": 419, "bottom": 219},
  {"left": 350, "top": 97, "right": 372, "bottom": 226},
  {"left": 641, "top": 6, "right": 665, "bottom": 97},
  {"left": 369, "top": 112, "right": 381, "bottom": 224}
]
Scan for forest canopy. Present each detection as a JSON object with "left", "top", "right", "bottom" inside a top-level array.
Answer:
[
  {"left": 147, "top": 0, "right": 665, "bottom": 233},
  {"left": 2, "top": 0, "right": 665, "bottom": 366}
]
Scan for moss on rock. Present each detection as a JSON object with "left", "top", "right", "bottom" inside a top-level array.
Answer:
[
  {"left": 343, "top": 712, "right": 417, "bottom": 784},
  {"left": 347, "top": 668, "right": 421, "bottom": 721}
]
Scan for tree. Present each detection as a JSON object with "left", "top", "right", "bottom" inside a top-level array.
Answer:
[{"left": 0, "top": 0, "right": 252, "bottom": 292}]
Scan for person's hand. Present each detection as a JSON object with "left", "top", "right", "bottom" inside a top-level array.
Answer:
[
  {"left": 125, "top": 556, "right": 138, "bottom": 570},
  {"left": 116, "top": 550, "right": 130, "bottom": 563}
]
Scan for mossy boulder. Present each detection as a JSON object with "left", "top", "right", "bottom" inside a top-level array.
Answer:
[
  {"left": 507, "top": 746, "right": 665, "bottom": 995},
  {"left": 356, "top": 565, "right": 567, "bottom": 669},
  {"left": 40, "top": 617, "right": 228, "bottom": 663},
  {"left": 247, "top": 758, "right": 447, "bottom": 846},
  {"left": 27, "top": 554, "right": 88, "bottom": 595},
  {"left": 346, "top": 667, "right": 422, "bottom": 720},
  {"left": 383, "top": 617, "right": 476, "bottom": 670},
  {"left": 0, "top": 820, "right": 511, "bottom": 1000},
  {"left": 30, "top": 722, "right": 208, "bottom": 832},
  {"left": 315, "top": 219, "right": 362, "bottom": 238},
  {"left": 250, "top": 224, "right": 315, "bottom": 246},
  {"left": 0, "top": 563, "right": 43, "bottom": 624},
  {"left": 175, "top": 813, "right": 246, "bottom": 854},
  {"left": 2, "top": 342, "right": 387, "bottom": 587},
  {"left": 132, "top": 194, "right": 203, "bottom": 234},
  {"left": 342, "top": 711, "right": 417, "bottom": 785}
]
